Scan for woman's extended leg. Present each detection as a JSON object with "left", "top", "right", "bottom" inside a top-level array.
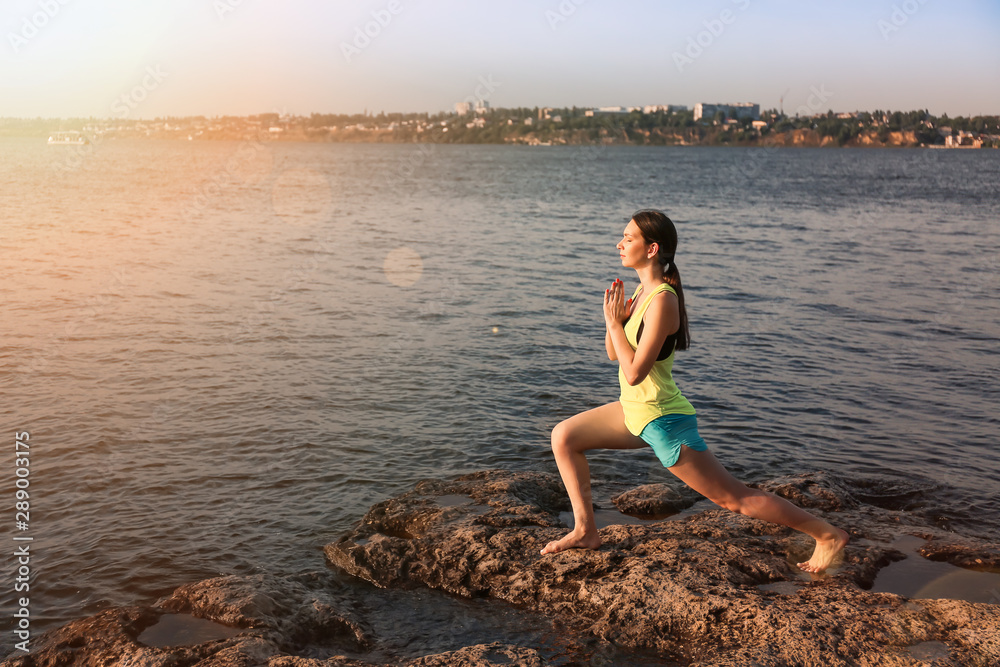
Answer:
[
  {"left": 667, "top": 445, "right": 849, "bottom": 572},
  {"left": 541, "top": 401, "right": 647, "bottom": 555}
]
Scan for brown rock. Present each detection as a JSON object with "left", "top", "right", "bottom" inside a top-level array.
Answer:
[
  {"left": 917, "top": 539, "right": 1000, "bottom": 569},
  {"left": 7, "top": 469, "right": 999, "bottom": 666},
  {"left": 325, "top": 469, "right": 1000, "bottom": 666},
  {"left": 1, "top": 564, "right": 585, "bottom": 666},
  {"left": 0, "top": 573, "right": 379, "bottom": 667},
  {"left": 404, "top": 642, "right": 544, "bottom": 667},
  {"left": 611, "top": 483, "right": 699, "bottom": 517}
]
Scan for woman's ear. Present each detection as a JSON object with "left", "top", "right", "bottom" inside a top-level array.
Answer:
[{"left": 648, "top": 242, "right": 658, "bottom": 259}]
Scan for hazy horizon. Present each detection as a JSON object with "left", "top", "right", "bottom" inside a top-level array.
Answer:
[
  {"left": 2, "top": 97, "right": 996, "bottom": 123},
  {"left": 2, "top": 0, "right": 999, "bottom": 120}
]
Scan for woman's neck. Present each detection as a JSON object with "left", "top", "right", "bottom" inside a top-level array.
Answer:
[{"left": 635, "top": 264, "right": 666, "bottom": 293}]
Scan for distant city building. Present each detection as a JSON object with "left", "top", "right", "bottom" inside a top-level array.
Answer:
[
  {"left": 537, "top": 108, "right": 562, "bottom": 122},
  {"left": 524, "top": 117, "right": 533, "bottom": 126},
  {"left": 474, "top": 100, "right": 489, "bottom": 114},
  {"left": 751, "top": 120, "right": 768, "bottom": 130},
  {"left": 693, "top": 102, "right": 760, "bottom": 122},
  {"left": 946, "top": 131, "right": 982, "bottom": 148},
  {"left": 584, "top": 106, "right": 632, "bottom": 117},
  {"left": 643, "top": 105, "right": 687, "bottom": 114},
  {"left": 466, "top": 117, "right": 486, "bottom": 129},
  {"left": 455, "top": 102, "right": 471, "bottom": 115}
]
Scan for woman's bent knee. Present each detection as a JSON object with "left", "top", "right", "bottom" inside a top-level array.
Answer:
[
  {"left": 551, "top": 419, "right": 591, "bottom": 456},
  {"left": 550, "top": 420, "right": 572, "bottom": 452}
]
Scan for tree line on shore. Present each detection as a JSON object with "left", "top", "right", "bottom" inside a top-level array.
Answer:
[
  {"left": 300, "top": 107, "right": 1000, "bottom": 146},
  {"left": 3, "top": 107, "right": 998, "bottom": 147}
]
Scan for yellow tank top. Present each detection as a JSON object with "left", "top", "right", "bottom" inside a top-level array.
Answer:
[{"left": 618, "top": 282, "right": 696, "bottom": 435}]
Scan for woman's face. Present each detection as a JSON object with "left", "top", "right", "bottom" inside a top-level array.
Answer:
[{"left": 617, "top": 219, "right": 653, "bottom": 268}]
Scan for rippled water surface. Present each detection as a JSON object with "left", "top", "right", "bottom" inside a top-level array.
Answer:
[{"left": 1, "top": 139, "right": 998, "bottom": 653}]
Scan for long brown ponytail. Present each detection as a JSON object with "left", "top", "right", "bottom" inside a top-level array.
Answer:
[{"left": 631, "top": 209, "right": 690, "bottom": 351}]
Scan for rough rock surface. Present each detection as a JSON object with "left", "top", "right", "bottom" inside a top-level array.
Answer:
[
  {"left": 5, "top": 469, "right": 999, "bottom": 666},
  {"left": 325, "top": 469, "right": 1000, "bottom": 666},
  {"left": 610, "top": 483, "right": 700, "bottom": 517},
  {"left": 0, "top": 570, "right": 552, "bottom": 667}
]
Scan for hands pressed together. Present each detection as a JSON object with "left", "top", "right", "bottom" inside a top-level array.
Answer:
[{"left": 603, "top": 278, "right": 632, "bottom": 329}]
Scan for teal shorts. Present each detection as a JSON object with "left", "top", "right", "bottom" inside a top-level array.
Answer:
[{"left": 639, "top": 413, "right": 708, "bottom": 468}]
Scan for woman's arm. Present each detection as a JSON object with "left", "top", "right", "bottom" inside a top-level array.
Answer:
[
  {"left": 606, "top": 288, "right": 678, "bottom": 386},
  {"left": 605, "top": 327, "right": 617, "bottom": 361}
]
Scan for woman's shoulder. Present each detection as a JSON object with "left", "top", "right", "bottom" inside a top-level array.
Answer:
[
  {"left": 643, "top": 283, "right": 677, "bottom": 316},
  {"left": 654, "top": 282, "right": 677, "bottom": 297}
]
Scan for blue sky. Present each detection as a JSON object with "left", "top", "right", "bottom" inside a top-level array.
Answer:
[{"left": 2, "top": 0, "right": 998, "bottom": 118}]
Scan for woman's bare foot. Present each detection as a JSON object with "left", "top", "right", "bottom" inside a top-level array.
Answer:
[
  {"left": 797, "top": 527, "right": 850, "bottom": 573},
  {"left": 540, "top": 529, "right": 602, "bottom": 555}
]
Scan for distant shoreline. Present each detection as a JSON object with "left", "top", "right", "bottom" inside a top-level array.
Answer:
[
  {"left": 5, "top": 131, "right": 998, "bottom": 149},
  {"left": 4, "top": 107, "right": 998, "bottom": 149}
]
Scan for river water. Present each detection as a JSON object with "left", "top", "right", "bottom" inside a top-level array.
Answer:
[{"left": 1, "top": 139, "right": 998, "bottom": 658}]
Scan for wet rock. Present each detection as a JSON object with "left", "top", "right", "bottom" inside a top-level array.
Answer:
[
  {"left": 325, "top": 469, "right": 1000, "bottom": 666},
  {"left": 0, "top": 573, "right": 375, "bottom": 667},
  {"left": 157, "top": 572, "right": 375, "bottom": 654},
  {"left": 751, "top": 470, "right": 862, "bottom": 511},
  {"left": 917, "top": 539, "right": 1000, "bottom": 570},
  {"left": 7, "top": 469, "right": 999, "bottom": 666},
  {"left": 0, "top": 606, "right": 175, "bottom": 667},
  {"left": 611, "top": 483, "right": 698, "bottom": 516},
  {"left": 404, "top": 642, "right": 544, "bottom": 667},
  {"left": 0, "top": 572, "right": 543, "bottom": 667}
]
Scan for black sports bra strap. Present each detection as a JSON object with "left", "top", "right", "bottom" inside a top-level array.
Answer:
[
  {"left": 633, "top": 285, "right": 678, "bottom": 361},
  {"left": 636, "top": 320, "right": 677, "bottom": 361}
]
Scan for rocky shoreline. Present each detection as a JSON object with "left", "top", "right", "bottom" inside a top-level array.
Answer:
[{"left": 5, "top": 469, "right": 999, "bottom": 666}]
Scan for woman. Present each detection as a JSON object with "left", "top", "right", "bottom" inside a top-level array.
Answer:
[{"left": 540, "top": 209, "right": 849, "bottom": 573}]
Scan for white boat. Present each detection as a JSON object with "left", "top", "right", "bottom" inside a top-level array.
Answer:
[{"left": 47, "top": 131, "right": 89, "bottom": 146}]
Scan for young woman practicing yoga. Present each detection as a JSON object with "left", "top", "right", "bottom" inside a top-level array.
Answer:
[{"left": 541, "top": 209, "right": 849, "bottom": 573}]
